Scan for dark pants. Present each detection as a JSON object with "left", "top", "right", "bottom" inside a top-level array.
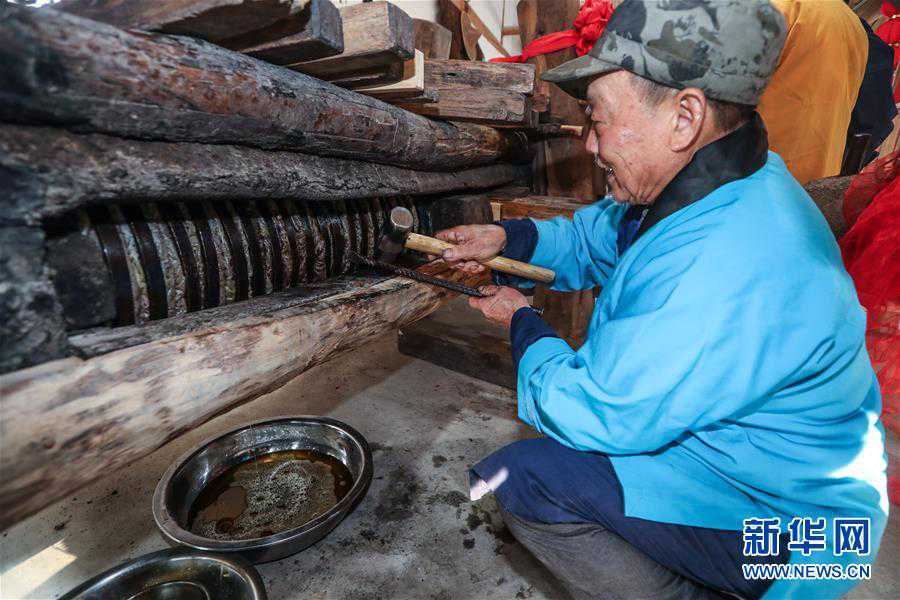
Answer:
[{"left": 472, "top": 439, "right": 788, "bottom": 600}]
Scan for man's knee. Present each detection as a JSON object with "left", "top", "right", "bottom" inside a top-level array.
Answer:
[{"left": 472, "top": 438, "right": 621, "bottom": 525}]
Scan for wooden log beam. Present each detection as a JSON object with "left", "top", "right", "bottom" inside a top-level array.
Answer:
[
  {"left": 0, "top": 126, "right": 529, "bottom": 226},
  {"left": 287, "top": 1, "right": 414, "bottom": 87},
  {"left": 0, "top": 263, "right": 486, "bottom": 531},
  {"left": 0, "top": 5, "right": 530, "bottom": 173},
  {"left": 55, "top": 0, "right": 301, "bottom": 41}
]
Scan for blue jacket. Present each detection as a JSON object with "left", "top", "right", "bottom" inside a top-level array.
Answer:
[{"left": 505, "top": 151, "right": 888, "bottom": 598}]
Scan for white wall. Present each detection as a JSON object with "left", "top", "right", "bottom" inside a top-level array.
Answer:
[{"left": 334, "top": 0, "right": 523, "bottom": 59}]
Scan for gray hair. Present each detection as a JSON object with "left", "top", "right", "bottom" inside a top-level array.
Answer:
[{"left": 631, "top": 75, "right": 756, "bottom": 133}]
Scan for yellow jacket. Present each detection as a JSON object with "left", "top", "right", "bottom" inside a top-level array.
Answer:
[{"left": 758, "top": 0, "right": 868, "bottom": 184}]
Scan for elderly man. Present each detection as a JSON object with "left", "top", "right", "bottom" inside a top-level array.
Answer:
[{"left": 436, "top": 1, "right": 889, "bottom": 599}]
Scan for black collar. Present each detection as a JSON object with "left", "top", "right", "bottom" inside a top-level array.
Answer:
[{"left": 629, "top": 112, "right": 770, "bottom": 241}]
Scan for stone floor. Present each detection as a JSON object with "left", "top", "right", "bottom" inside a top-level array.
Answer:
[{"left": 1, "top": 330, "right": 897, "bottom": 599}]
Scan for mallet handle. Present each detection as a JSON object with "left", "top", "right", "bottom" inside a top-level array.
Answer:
[{"left": 404, "top": 233, "right": 556, "bottom": 284}]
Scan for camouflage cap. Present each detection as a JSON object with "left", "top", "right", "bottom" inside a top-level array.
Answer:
[{"left": 542, "top": 0, "right": 787, "bottom": 105}]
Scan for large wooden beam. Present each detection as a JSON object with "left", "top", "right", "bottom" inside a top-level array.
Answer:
[
  {"left": 0, "top": 263, "right": 485, "bottom": 531},
  {"left": 0, "top": 126, "right": 529, "bottom": 225},
  {"left": 287, "top": 1, "right": 414, "bottom": 87},
  {"left": 55, "top": 0, "right": 301, "bottom": 41},
  {"left": 0, "top": 5, "right": 529, "bottom": 173}
]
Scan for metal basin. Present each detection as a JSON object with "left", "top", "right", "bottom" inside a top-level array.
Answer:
[
  {"left": 153, "top": 416, "right": 372, "bottom": 563},
  {"left": 60, "top": 548, "right": 266, "bottom": 600}
]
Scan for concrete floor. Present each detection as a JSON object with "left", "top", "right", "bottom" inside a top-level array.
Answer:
[{"left": 1, "top": 329, "right": 897, "bottom": 599}]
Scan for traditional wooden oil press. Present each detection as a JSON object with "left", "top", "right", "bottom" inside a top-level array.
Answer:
[{"left": 0, "top": 1, "right": 548, "bottom": 532}]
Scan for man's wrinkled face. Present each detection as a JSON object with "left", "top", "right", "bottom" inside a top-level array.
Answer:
[{"left": 584, "top": 71, "right": 672, "bottom": 205}]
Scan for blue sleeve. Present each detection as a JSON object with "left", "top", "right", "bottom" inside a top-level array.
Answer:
[
  {"left": 492, "top": 219, "right": 539, "bottom": 288},
  {"left": 514, "top": 196, "right": 863, "bottom": 454},
  {"left": 509, "top": 306, "right": 561, "bottom": 369},
  {"left": 529, "top": 199, "right": 627, "bottom": 292}
]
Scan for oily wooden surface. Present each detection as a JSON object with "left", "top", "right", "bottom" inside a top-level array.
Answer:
[
  {"left": 0, "top": 263, "right": 485, "bottom": 531},
  {"left": 396, "top": 61, "right": 536, "bottom": 127},
  {"left": 494, "top": 194, "right": 584, "bottom": 220},
  {"left": 55, "top": 0, "right": 301, "bottom": 41},
  {"left": 413, "top": 18, "right": 452, "bottom": 60},
  {"left": 0, "top": 5, "right": 528, "bottom": 173},
  {"left": 0, "top": 125, "right": 528, "bottom": 225},
  {"left": 220, "top": 0, "right": 343, "bottom": 64},
  {"left": 287, "top": 1, "right": 413, "bottom": 85}
]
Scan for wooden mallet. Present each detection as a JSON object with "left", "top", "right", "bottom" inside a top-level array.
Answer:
[{"left": 377, "top": 206, "right": 555, "bottom": 284}]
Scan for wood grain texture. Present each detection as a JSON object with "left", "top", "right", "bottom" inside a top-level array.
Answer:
[
  {"left": 0, "top": 126, "right": 528, "bottom": 226},
  {"left": 395, "top": 61, "right": 536, "bottom": 126},
  {"left": 494, "top": 194, "right": 584, "bottom": 220},
  {"left": 287, "top": 1, "right": 414, "bottom": 85},
  {"left": 424, "top": 59, "right": 536, "bottom": 95},
  {"left": 0, "top": 5, "right": 529, "bottom": 174},
  {"left": 220, "top": 0, "right": 343, "bottom": 64},
  {"left": 55, "top": 0, "right": 302, "bottom": 41},
  {"left": 412, "top": 18, "right": 452, "bottom": 59},
  {"left": 0, "top": 263, "right": 484, "bottom": 530}
]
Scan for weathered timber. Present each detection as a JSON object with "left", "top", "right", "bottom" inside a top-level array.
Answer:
[
  {"left": 0, "top": 5, "right": 529, "bottom": 172},
  {"left": 426, "top": 59, "right": 536, "bottom": 95},
  {"left": 412, "top": 18, "right": 452, "bottom": 59},
  {"left": 287, "top": 1, "right": 414, "bottom": 85},
  {"left": 0, "top": 262, "right": 485, "bottom": 530},
  {"left": 55, "top": 0, "right": 301, "bottom": 41},
  {"left": 0, "top": 227, "right": 69, "bottom": 374},
  {"left": 399, "top": 298, "right": 514, "bottom": 389},
  {"left": 494, "top": 194, "right": 584, "bottom": 220},
  {"left": 0, "top": 126, "right": 529, "bottom": 225},
  {"left": 219, "top": 0, "right": 343, "bottom": 64},
  {"left": 396, "top": 61, "right": 537, "bottom": 127}
]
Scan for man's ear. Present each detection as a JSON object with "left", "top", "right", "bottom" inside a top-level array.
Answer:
[{"left": 669, "top": 87, "right": 706, "bottom": 152}]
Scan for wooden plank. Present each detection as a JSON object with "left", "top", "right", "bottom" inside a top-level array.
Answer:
[
  {"left": 437, "top": 0, "right": 481, "bottom": 60},
  {"left": 496, "top": 195, "right": 585, "bottom": 220},
  {"left": 413, "top": 18, "right": 452, "bottom": 59},
  {"left": 0, "top": 4, "right": 530, "bottom": 173},
  {"left": 426, "top": 59, "right": 536, "bottom": 95},
  {"left": 287, "top": 1, "right": 414, "bottom": 84},
  {"left": 220, "top": 0, "right": 343, "bottom": 64},
  {"left": 355, "top": 50, "right": 425, "bottom": 99},
  {"left": 399, "top": 298, "right": 514, "bottom": 389},
  {"left": 55, "top": 0, "right": 301, "bottom": 41},
  {"left": 395, "top": 60, "right": 537, "bottom": 127},
  {"left": 0, "top": 262, "right": 485, "bottom": 530},
  {"left": 1, "top": 125, "right": 529, "bottom": 226}
]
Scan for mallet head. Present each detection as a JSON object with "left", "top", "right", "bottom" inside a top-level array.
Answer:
[{"left": 376, "top": 206, "right": 415, "bottom": 263}]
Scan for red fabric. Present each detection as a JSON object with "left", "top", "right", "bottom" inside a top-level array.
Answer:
[
  {"left": 876, "top": 2, "right": 900, "bottom": 102},
  {"left": 839, "top": 151, "right": 900, "bottom": 503},
  {"left": 491, "top": 0, "right": 614, "bottom": 63}
]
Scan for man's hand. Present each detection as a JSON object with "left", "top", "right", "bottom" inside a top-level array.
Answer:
[
  {"left": 435, "top": 224, "right": 506, "bottom": 274},
  {"left": 468, "top": 285, "right": 529, "bottom": 328}
]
